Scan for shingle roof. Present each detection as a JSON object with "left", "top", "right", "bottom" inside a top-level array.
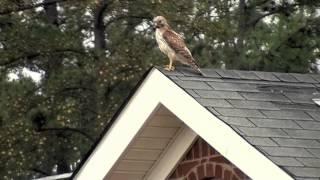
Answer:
[{"left": 158, "top": 67, "right": 320, "bottom": 180}]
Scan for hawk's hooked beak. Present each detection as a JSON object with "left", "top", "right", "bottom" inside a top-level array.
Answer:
[{"left": 152, "top": 22, "right": 157, "bottom": 30}]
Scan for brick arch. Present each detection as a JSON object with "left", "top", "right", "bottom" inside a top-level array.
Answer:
[
  {"left": 185, "top": 162, "right": 244, "bottom": 180},
  {"left": 168, "top": 138, "right": 249, "bottom": 180}
]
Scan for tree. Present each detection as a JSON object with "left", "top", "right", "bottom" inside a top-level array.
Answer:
[{"left": 0, "top": 0, "right": 319, "bottom": 179}]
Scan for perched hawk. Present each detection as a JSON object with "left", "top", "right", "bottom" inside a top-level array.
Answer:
[{"left": 153, "top": 16, "right": 204, "bottom": 75}]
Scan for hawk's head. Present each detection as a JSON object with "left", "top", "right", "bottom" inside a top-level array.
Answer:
[{"left": 153, "top": 16, "right": 169, "bottom": 29}]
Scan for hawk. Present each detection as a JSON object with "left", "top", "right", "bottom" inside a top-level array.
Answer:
[{"left": 153, "top": 16, "right": 204, "bottom": 75}]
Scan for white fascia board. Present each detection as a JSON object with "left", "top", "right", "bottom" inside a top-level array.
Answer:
[
  {"left": 74, "top": 68, "right": 293, "bottom": 180},
  {"left": 74, "top": 69, "right": 161, "bottom": 180},
  {"left": 33, "top": 173, "right": 72, "bottom": 180}
]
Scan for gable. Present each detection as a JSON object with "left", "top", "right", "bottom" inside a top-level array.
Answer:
[{"left": 72, "top": 68, "right": 294, "bottom": 180}]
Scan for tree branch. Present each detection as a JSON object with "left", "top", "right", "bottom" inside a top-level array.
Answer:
[
  {"left": 0, "top": 0, "right": 69, "bottom": 16},
  {"left": 38, "top": 127, "right": 95, "bottom": 142},
  {"left": 0, "top": 48, "right": 86, "bottom": 68},
  {"left": 247, "top": 3, "right": 300, "bottom": 27},
  {"left": 247, "top": 10, "right": 280, "bottom": 27},
  {"left": 248, "top": 0, "right": 272, "bottom": 8},
  {"left": 105, "top": 15, "right": 152, "bottom": 28},
  {"left": 1, "top": 53, "right": 39, "bottom": 67},
  {"left": 30, "top": 168, "right": 50, "bottom": 176}
]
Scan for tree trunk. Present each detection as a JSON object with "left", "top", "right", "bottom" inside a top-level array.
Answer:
[
  {"left": 228, "top": 0, "right": 247, "bottom": 69},
  {"left": 43, "top": 1, "right": 70, "bottom": 174},
  {"left": 93, "top": 0, "right": 108, "bottom": 51},
  {"left": 43, "top": 0, "right": 62, "bottom": 79},
  {"left": 237, "top": 0, "right": 246, "bottom": 50},
  {"left": 44, "top": 0, "right": 59, "bottom": 26}
]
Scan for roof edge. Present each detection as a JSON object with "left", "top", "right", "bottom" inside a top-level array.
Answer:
[{"left": 70, "top": 66, "right": 155, "bottom": 179}]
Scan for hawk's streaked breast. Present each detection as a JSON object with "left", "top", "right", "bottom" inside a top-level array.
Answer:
[{"left": 155, "top": 29, "right": 174, "bottom": 57}]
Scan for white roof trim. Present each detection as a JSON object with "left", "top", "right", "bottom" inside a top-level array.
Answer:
[
  {"left": 74, "top": 68, "right": 293, "bottom": 180},
  {"left": 145, "top": 126, "right": 197, "bottom": 179},
  {"left": 33, "top": 173, "right": 72, "bottom": 180}
]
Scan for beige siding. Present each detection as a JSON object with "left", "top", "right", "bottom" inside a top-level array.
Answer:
[{"left": 105, "top": 106, "right": 183, "bottom": 180}]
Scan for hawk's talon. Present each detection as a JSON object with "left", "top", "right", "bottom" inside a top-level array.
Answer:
[{"left": 164, "top": 65, "right": 175, "bottom": 71}]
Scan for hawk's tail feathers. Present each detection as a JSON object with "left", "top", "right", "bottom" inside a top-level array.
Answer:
[
  {"left": 196, "top": 68, "right": 206, "bottom": 76},
  {"left": 190, "top": 62, "right": 205, "bottom": 76}
]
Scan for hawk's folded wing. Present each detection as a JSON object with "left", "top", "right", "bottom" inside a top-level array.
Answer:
[{"left": 162, "top": 30, "right": 194, "bottom": 62}]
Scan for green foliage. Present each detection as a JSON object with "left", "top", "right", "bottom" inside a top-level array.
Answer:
[{"left": 0, "top": 0, "right": 319, "bottom": 179}]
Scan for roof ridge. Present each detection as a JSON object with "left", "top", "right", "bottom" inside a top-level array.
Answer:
[{"left": 155, "top": 66, "right": 320, "bottom": 84}]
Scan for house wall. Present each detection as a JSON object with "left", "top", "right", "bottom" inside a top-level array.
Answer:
[{"left": 168, "top": 137, "right": 249, "bottom": 180}]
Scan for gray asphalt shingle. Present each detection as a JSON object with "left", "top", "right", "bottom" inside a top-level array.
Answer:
[
  {"left": 253, "top": 71, "right": 280, "bottom": 81},
  {"left": 228, "top": 100, "right": 279, "bottom": 110},
  {"left": 285, "top": 167, "right": 320, "bottom": 178},
  {"left": 208, "top": 82, "right": 259, "bottom": 92},
  {"left": 284, "top": 129, "right": 320, "bottom": 139},
  {"left": 249, "top": 118, "right": 300, "bottom": 129},
  {"left": 269, "top": 156, "right": 304, "bottom": 167},
  {"left": 260, "top": 146, "right": 314, "bottom": 157},
  {"left": 297, "top": 158, "right": 320, "bottom": 168},
  {"left": 195, "top": 90, "right": 244, "bottom": 99},
  {"left": 218, "top": 116, "right": 255, "bottom": 127},
  {"left": 200, "top": 69, "right": 221, "bottom": 78},
  {"left": 307, "top": 112, "right": 320, "bottom": 121},
  {"left": 196, "top": 98, "right": 232, "bottom": 108},
  {"left": 272, "top": 138, "right": 320, "bottom": 148},
  {"left": 240, "top": 92, "right": 291, "bottom": 102},
  {"left": 273, "top": 73, "right": 299, "bottom": 82},
  {"left": 291, "top": 74, "right": 318, "bottom": 83},
  {"left": 308, "top": 149, "right": 320, "bottom": 158},
  {"left": 186, "top": 89, "right": 200, "bottom": 98},
  {"left": 295, "top": 121, "right": 320, "bottom": 130},
  {"left": 234, "top": 70, "right": 260, "bottom": 80},
  {"left": 214, "top": 108, "right": 266, "bottom": 118},
  {"left": 174, "top": 80, "right": 212, "bottom": 90},
  {"left": 261, "top": 110, "right": 312, "bottom": 120},
  {"left": 244, "top": 137, "right": 278, "bottom": 146},
  {"left": 238, "top": 127, "right": 289, "bottom": 137},
  {"left": 284, "top": 92, "right": 318, "bottom": 104},
  {"left": 178, "top": 76, "right": 223, "bottom": 82},
  {"left": 215, "top": 69, "right": 241, "bottom": 79},
  {"left": 159, "top": 67, "right": 320, "bottom": 179},
  {"left": 207, "top": 107, "right": 221, "bottom": 116},
  {"left": 310, "top": 74, "right": 320, "bottom": 83},
  {"left": 274, "top": 102, "right": 319, "bottom": 111}
]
